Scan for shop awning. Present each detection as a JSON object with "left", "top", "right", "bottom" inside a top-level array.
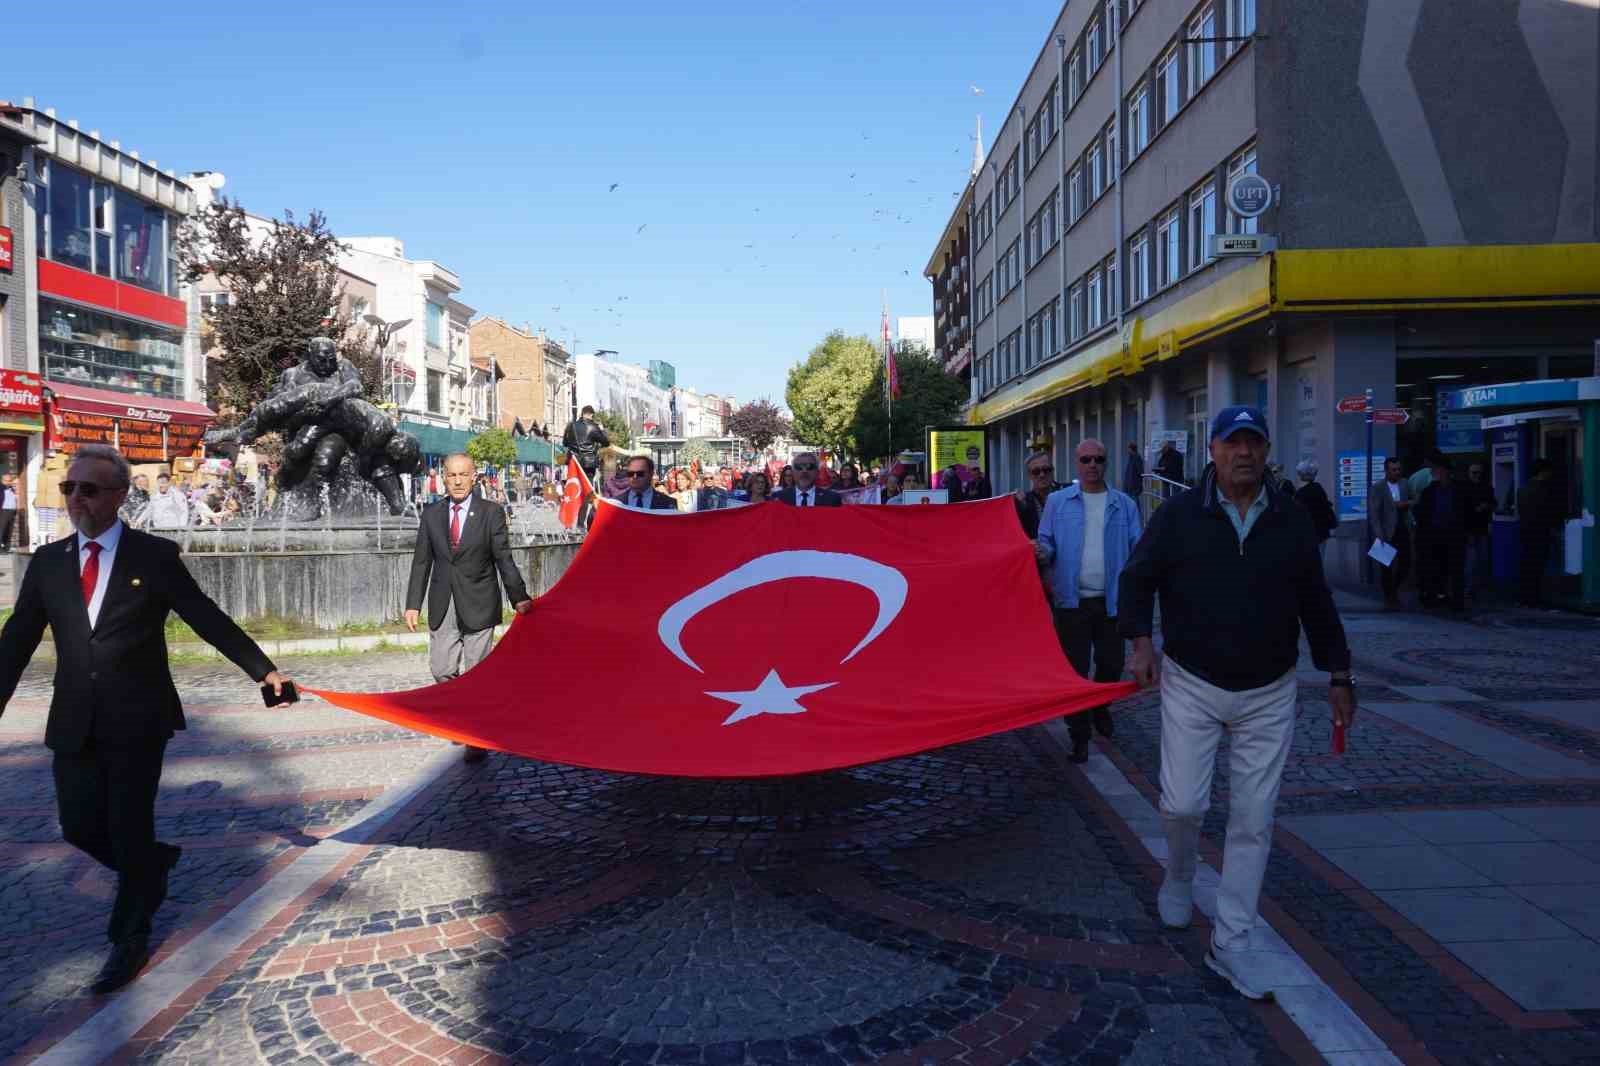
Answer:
[
  {"left": 514, "top": 436, "right": 554, "bottom": 464},
  {"left": 399, "top": 421, "right": 473, "bottom": 457},
  {"left": 46, "top": 380, "right": 215, "bottom": 425}
]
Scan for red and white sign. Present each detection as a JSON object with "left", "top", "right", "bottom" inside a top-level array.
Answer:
[
  {"left": 0, "top": 370, "right": 43, "bottom": 414},
  {"left": 1336, "top": 395, "right": 1369, "bottom": 414},
  {"left": 1371, "top": 408, "right": 1410, "bottom": 425},
  {"left": 312, "top": 498, "right": 1135, "bottom": 777},
  {"left": 0, "top": 226, "right": 13, "bottom": 272}
]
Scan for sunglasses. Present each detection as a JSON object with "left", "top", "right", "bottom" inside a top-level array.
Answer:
[
  {"left": 1029, "top": 465, "right": 1054, "bottom": 476},
  {"left": 626, "top": 470, "right": 651, "bottom": 478},
  {"left": 793, "top": 463, "right": 818, "bottom": 471},
  {"left": 1078, "top": 455, "right": 1108, "bottom": 465},
  {"left": 60, "top": 480, "right": 123, "bottom": 499}
]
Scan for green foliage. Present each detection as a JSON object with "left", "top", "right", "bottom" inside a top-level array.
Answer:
[
  {"left": 177, "top": 200, "right": 380, "bottom": 418},
  {"left": 851, "top": 342, "right": 968, "bottom": 461},
  {"left": 466, "top": 426, "right": 518, "bottom": 469},
  {"left": 680, "top": 437, "right": 718, "bottom": 470},
  {"left": 725, "top": 398, "right": 791, "bottom": 451},
  {"left": 593, "top": 409, "right": 632, "bottom": 449},
  {"left": 785, "top": 331, "right": 880, "bottom": 459}
]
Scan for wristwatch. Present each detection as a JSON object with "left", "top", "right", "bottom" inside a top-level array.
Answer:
[{"left": 1330, "top": 673, "right": 1356, "bottom": 689}]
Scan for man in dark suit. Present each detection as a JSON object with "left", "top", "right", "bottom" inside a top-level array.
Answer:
[
  {"left": 610, "top": 455, "right": 679, "bottom": 509},
  {"left": 773, "top": 452, "right": 843, "bottom": 507},
  {"left": 405, "top": 453, "right": 533, "bottom": 762},
  {"left": 0, "top": 444, "right": 291, "bottom": 994}
]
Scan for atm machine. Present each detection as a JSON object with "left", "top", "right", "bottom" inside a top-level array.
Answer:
[{"left": 1481, "top": 408, "right": 1582, "bottom": 583}]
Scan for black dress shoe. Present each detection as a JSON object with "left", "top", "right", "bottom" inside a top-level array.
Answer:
[
  {"left": 90, "top": 936, "right": 151, "bottom": 994},
  {"left": 1069, "top": 739, "right": 1090, "bottom": 764},
  {"left": 1093, "top": 707, "right": 1114, "bottom": 738},
  {"left": 153, "top": 844, "right": 182, "bottom": 916},
  {"left": 462, "top": 745, "right": 487, "bottom": 764}
]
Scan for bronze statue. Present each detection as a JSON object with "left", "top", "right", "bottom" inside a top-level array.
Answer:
[{"left": 207, "top": 338, "right": 421, "bottom": 515}]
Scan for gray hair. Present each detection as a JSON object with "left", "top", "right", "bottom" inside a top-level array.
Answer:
[
  {"left": 70, "top": 444, "right": 132, "bottom": 487},
  {"left": 1295, "top": 459, "right": 1318, "bottom": 480},
  {"left": 442, "top": 452, "right": 476, "bottom": 471},
  {"left": 1025, "top": 450, "right": 1052, "bottom": 470}
]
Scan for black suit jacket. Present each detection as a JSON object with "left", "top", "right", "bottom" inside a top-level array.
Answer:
[
  {"left": 406, "top": 497, "right": 531, "bottom": 633},
  {"left": 608, "top": 489, "right": 679, "bottom": 510},
  {"left": 0, "top": 526, "right": 276, "bottom": 753},
  {"left": 772, "top": 487, "right": 844, "bottom": 507}
]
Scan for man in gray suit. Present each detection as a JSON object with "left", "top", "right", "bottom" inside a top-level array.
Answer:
[
  {"left": 405, "top": 452, "right": 533, "bottom": 762},
  {"left": 1368, "top": 457, "right": 1413, "bottom": 609}
]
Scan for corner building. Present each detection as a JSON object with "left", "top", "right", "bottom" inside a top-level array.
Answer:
[{"left": 930, "top": 0, "right": 1599, "bottom": 585}]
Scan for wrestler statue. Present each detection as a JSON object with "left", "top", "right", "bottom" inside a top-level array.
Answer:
[{"left": 206, "top": 337, "right": 421, "bottom": 515}]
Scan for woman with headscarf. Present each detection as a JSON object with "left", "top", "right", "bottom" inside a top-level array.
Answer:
[{"left": 1293, "top": 459, "right": 1338, "bottom": 555}]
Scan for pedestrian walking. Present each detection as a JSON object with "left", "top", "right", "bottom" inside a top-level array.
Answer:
[
  {"left": 0, "top": 472, "right": 18, "bottom": 550},
  {"left": 1120, "top": 406, "right": 1354, "bottom": 1001},
  {"left": 0, "top": 444, "right": 292, "bottom": 993},
  {"left": 1414, "top": 451, "right": 1468, "bottom": 611},
  {"left": 1293, "top": 460, "right": 1338, "bottom": 557},
  {"left": 612, "top": 456, "right": 679, "bottom": 510},
  {"left": 1368, "top": 458, "right": 1413, "bottom": 609},
  {"left": 773, "top": 453, "right": 843, "bottom": 506},
  {"left": 405, "top": 453, "right": 534, "bottom": 764},
  {"left": 1036, "top": 440, "right": 1142, "bottom": 762},
  {"left": 1154, "top": 439, "right": 1185, "bottom": 496},
  {"left": 1516, "top": 459, "right": 1563, "bottom": 607},
  {"left": 1122, "top": 442, "right": 1144, "bottom": 499}
]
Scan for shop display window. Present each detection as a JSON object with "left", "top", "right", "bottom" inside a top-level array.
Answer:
[
  {"left": 40, "top": 299, "right": 182, "bottom": 399},
  {"left": 34, "top": 161, "right": 177, "bottom": 294}
]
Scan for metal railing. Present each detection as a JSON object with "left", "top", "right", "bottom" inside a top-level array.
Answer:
[{"left": 1138, "top": 472, "right": 1189, "bottom": 524}]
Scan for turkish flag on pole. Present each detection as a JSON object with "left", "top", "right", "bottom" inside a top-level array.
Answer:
[
  {"left": 312, "top": 498, "right": 1135, "bottom": 777},
  {"left": 557, "top": 455, "right": 594, "bottom": 528}
]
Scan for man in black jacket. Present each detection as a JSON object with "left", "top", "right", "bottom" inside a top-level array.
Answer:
[
  {"left": 0, "top": 445, "right": 291, "bottom": 994},
  {"left": 1120, "top": 406, "right": 1354, "bottom": 1001},
  {"left": 561, "top": 406, "right": 610, "bottom": 486},
  {"left": 405, "top": 453, "right": 533, "bottom": 762},
  {"left": 1413, "top": 451, "right": 1469, "bottom": 611},
  {"left": 772, "top": 452, "right": 843, "bottom": 506}
]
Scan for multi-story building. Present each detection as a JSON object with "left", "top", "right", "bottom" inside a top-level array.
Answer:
[
  {"left": 925, "top": 123, "right": 982, "bottom": 391},
  {"left": 928, "top": 0, "right": 1599, "bottom": 584},
  {"left": 896, "top": 316, "right": 936, "bottom": 354},
  {"left": 3, "top": 99, "right": 217, "bottom": 544},
  {"left": 467, "top": 316, "right": 574, "bottom": 438}
]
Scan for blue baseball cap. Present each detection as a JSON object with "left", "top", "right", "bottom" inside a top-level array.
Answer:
[{"left": 1210, "top": 405, "right": 1270, "bottom": 442}]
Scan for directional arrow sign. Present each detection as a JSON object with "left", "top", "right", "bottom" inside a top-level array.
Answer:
[
  {"left": 1372, "top": 408, "right": 1410, "bottom": 425},
  {"left": 1336, "top": 395, "right": 1370, "bottom": 414}
]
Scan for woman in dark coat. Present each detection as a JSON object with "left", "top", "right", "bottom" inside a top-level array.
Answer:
[{"left": 1293, "top": 459, "right": 1339, "bottom": 556}]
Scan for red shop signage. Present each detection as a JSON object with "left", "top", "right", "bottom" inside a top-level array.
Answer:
[
  {"left": 0, "top": 370, "right": 42, "bottom": 414},
  {"left": 0, "top": 226, "right": 12, "bottom": 272}
]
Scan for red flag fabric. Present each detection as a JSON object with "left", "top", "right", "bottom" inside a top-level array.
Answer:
[
  {"left": 312, "top": 497, "right": 1134, "bottom": 777},
  {"left": 557, "top": 456, "right": 594, "bottom": 529}
]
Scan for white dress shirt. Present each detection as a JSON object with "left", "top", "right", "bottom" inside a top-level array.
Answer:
[
  {"left": 796, "top": 489, "right": 814, "bottom": 507},
  {"left": 79, "top": 519, "right": 125, "bottom": 629},
  {"left": 447, "top": 496, "right": 473, "bottom": 540}
]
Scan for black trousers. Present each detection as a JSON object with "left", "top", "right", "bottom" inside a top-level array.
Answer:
[
  {"left": 1053, "top": 599, "right": 1124, "bottom": 742},
  {"left": 1520, "top": 530, "right": 1553, "bottom": 606},
  {"left": 1419, "top": 535, "right": 1466, "bottom": 609},
  {"left": 1380, "top": 529, "right": 1412, "bottom": 602},
  {"left": 52, "top": 739, "right": 172, "bottom": 943},
  {"left": 0, "top": 508, "right": 14, "bottom": 549}
]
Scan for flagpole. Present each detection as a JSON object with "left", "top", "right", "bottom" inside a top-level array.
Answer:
[{"left": 881, "top": 289, "right": 893, "bottom": 465}]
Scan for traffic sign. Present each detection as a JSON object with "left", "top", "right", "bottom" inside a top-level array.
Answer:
[
  {"left": 1372, "top": 408, "right": 1409, "bottom": 425},
  {"left": 1336, "top": 395, "right": 1369, "bottom": 414}
]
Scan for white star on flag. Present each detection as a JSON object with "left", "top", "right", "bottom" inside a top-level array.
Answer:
[{"left": 705, "top": 669, "right": 837, "bottom": 726}]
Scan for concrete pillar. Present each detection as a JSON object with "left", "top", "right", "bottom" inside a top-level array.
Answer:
[{"left": 1206, "top": 348, "right": 1236, "bottom": 412}]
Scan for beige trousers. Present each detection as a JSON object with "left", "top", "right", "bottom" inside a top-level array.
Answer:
[{"left": 1158, "top": 656, "right": 1297, "bottom": 951}]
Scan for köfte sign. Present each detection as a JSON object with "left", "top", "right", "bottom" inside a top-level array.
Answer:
[
  {"left": 0, "top": 226, "right": 13, "bottom": 272},
  {"left": 0, "top": 371, "right": 43, "bottom": 413}
]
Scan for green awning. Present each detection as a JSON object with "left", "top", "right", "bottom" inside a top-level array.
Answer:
[
  {"left": 398, "top": 421, "right": 473, "bottom": 457},
  {"left": 514, "top": 436, "right": 554, "bottom": 464}
]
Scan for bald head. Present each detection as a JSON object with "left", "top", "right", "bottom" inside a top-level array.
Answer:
[{"left": 1075, "top": 438, "right": 1108, "bottom": 492}]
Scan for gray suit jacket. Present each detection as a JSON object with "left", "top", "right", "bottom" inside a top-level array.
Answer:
[{"left": 1368, "top": 477, "right": 1411, "bottom": 542}]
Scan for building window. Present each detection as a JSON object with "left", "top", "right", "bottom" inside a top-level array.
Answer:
[
  {"left": 1128, "top": 84, "right": 1150, "bottom": 157},
  {"left": 426, "top": 301, "right": 444, "bottom": 348},
  {"left": 1043, "top": 82, "right": 1058, "bottom": 143},
  {"left": 1129, "top": 232, "right": 1151, "bottom": 304},
  {"left": 1106, "top": 122, "right": 1118, "bottom": 184},
  {"left": 1068, "top": 164, "right": 1084, "bottom": 221},
  {"left": 1087, "top": 18, "right": 1103, "bottom": 71},
  {"left": 93, "top": 184, "right": 113, "bottom": 279},
  {"left": 1106, "top": 255, "right": 1119, "bottom": 317},
  {"left": 1189, "top": 179, "right": 1217, "bottom": 270},
  {"left": 1158, "top": 208, "right": 1181, "bottom": 287},
  {"left": 1043, "top": 186, "right": 1058, "bottom": 247},
  {"left": 1228, "top": 0, "right": 1255, "bottom": 54},
  {"left": 1087, "top": 269, "right": 1104, "bottom": 329},
  {"left": 426, "top": 369, "right": 444, "bottom": 413},
  {"left": 40, "top": 298, "right": 183, "bottom": 398},
  {"left": 200, "top": 293, "right": 231, "bottom": 314},
  {"left": 1068, "top": 48, "right": 1083, "bottom": 104},
  {"left": 1027, "top": 216, "right": 1041, "bottom": 267},
  {"left": 1189, "top": 4, "right": 1217, "bottom": 96},
  {"left": 1028, "top": 315, "right": 1043, "bottom": 369},
  {"left": 1158, "top": 48, "right": 1181, "bottom": 125},
  {"left": 1042, "top": 298, "right": 1057, "bottom": 357},
  {"left": 1227, "top": 145, "right": 1259, "bottom": 234},
  {"left": 115, "top": 190, "right": 167, "bottom": 294},
  {"left": 1088, "top": 139, "right": 1104, "bottom": 201},
  {"left": 1106, "top": 0, "right": 1120, "bottom": 35},
  {"left": 1069, "top": 282, "right": 1086, "bottom": 339}
]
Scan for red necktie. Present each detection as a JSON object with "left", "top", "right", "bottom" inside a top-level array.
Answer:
[
  {"left": 450, "top": 504, "right": 463, "bottom": 548},
  {"left": 81, "top": 541, "right": 101, "bottom": 606}
]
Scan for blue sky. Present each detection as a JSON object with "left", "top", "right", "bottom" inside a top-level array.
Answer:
[{"left": 11, "top": 1, "right": 1063, "bottom": 407}]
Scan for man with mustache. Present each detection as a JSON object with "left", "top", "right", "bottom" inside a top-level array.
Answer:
[{"left": 1119, "top": 406, "right": 1354, "bottom": 1001}]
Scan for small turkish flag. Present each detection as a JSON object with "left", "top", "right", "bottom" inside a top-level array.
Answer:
[
  {"left": 557, "top": 455, "right": 594, "bottom": 528},
  {"left": 313, "top": 498, "right": 1135, "bottom": 777}
]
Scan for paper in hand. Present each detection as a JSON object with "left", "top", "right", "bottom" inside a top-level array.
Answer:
[{"left": 1367, "top": 539, "right": 1398, "bottom": 568}]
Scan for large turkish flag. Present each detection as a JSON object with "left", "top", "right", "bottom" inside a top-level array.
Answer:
[{"left": 312, "top": 497, "right": 1135, "bottom": 777}]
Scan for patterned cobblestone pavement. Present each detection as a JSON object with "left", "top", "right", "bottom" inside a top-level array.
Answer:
[{"left": 2, "top": 590, "right": 1597, "bottom": 1065}]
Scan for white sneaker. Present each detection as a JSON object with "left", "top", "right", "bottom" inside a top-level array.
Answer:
[
  {"left": 1157, "top": 874, "right": 1193, "bottom": 929},
  {"left": 1205, "top": 946, "right": 1276, "bottom": 1001}
]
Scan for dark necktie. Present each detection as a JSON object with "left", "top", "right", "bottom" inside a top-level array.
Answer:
[
  {"left": 633, "top": 492, "right": 642, "bottom": 507},
  {"left": 800, "top": 491, "right": 809, "bottom": 507},
  {"left": 81, "top": 541, "right": 101, "bottom": 606}
]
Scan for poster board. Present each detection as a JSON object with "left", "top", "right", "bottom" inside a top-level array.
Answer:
[{"left": 926, "top": 427, "right": 986, "bottom": 479}]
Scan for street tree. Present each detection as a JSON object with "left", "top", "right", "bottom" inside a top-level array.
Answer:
[
  {"left": 176, "top": 200, "right": 379, "bottom": 419},
  {"left": 680, "top": 437, "right": 718, "bottom": 471},
  {"left": 466, "top": 426, "right": 518, "bottom": 471},
  {"left": 593, "top": 409, "right": 632, "bottom": 449},
  {"left": 850, "top": 342, "right": 967, "bottom": 461},
  {"left": 725, "top": 398, "right": 792, "bottom": 451},
  {"left": 785, "top": 331, "right": 880, "bottom": 459}
]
